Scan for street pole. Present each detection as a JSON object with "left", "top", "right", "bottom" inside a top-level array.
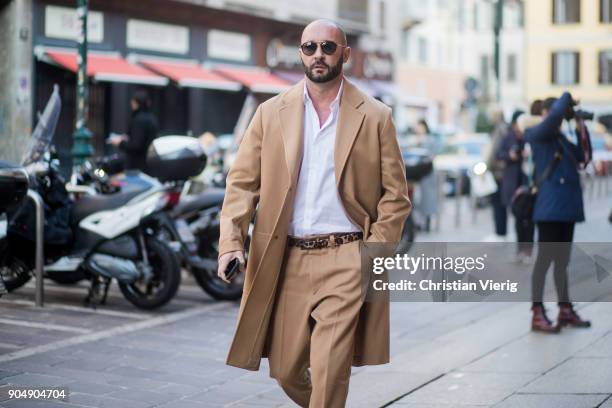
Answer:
[
  {"left": 71, "top": 0, "right": 93, "bottom": 172},
  {"left": 493, "top": 0, "right": 503, "bottom": 104}
]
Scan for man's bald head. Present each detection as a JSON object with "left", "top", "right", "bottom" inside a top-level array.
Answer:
[{"left": 301, "top": 19, "right": 347, "bottom": 46}]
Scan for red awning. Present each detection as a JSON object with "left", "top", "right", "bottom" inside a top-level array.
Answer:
[
  {"left": 214, "top": 66, "right": 291, "bottom": 94},
  {"left": 139, "top": 58, "right": 242, "bottom": 91},
  {"left": 40, "top": 49, "right": 168, "bottom": 86}
]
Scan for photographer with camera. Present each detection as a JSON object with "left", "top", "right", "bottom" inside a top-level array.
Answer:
[{"left": 525, "top": 92, "right": 593, "bottom": 333}]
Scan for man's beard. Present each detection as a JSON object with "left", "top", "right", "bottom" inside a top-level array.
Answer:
[{"left": 302, "top": 57, "right": 343, "bottom": 83}]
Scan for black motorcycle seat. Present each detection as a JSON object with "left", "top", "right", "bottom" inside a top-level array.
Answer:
[
  {"left": 173, "top": 188, "right": 225, "bottom": 216},
  {"left": 71, "top": 188, "right": 146, "bottom": 225}
]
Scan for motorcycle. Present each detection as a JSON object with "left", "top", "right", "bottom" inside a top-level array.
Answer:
[
  {"left": 74, "top": 147, "right": 246, "bottom": 301},
  {"left": 0, "top": 87, "right": 202, "bottom": 309},
  {"left": 0, "top": 161, "right": 29, "bottom": 297}
]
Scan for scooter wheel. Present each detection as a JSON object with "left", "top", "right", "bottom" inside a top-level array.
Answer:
[
  {"left": 118, "top": 237, "right": 181, "bottom": 309},
  {"left": 192, "top": 228, "right": 245, "bottom": 301},
  {"left": 0, "top": 238, "right": 32, "bottom": 292}
]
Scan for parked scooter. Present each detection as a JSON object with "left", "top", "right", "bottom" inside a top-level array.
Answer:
[
  {"left": 0, "top": 161, "right": 29, "bottom": 297},
  {"left": 0, "top": 88, "right": 200, "bottom": 309},
  {"left": 75, "top": 144, "right": 245, "bottom": 301}
]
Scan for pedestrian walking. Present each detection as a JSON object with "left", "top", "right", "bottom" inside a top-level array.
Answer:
[
  {"left": 412, "top": 119, "right": 439, "bottom": 232},
  {"left": 109, "top": 89, "right": 159, "bottom": 173},
  {"left": 486, "top": 110, "right": 509, "bottom": 240},
  {"left": 496, "top": 110, "right": 534, "bottom": 263},
  {"left": 217, "top": 19, "right": 411, "bottom": 407},
  {"left": 526, "top": 92, "right": 592, "bottom": 333}
]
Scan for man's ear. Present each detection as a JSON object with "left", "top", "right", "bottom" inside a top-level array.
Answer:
[{"left": 343, "top": 47, "right": 351, "bottom": 63}]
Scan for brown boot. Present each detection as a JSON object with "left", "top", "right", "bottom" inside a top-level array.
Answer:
[
  {"left": 531, "top": 304, "right": 560, "bottom": 333},
  {"left": 558, "top": 303, "right": 591, "bottom": 328}
]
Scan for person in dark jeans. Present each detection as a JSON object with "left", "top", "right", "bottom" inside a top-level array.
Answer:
[
  {"left": 487, "top": 110, "right": 509, "bottom": 238},
  {"left": 496, "top": 110, "right": 534, "bottom": 262},
  {"left": 525, "top": 92, "right": 591, "bottom": 333},
  {"left": 110, "top": 89, "right": 159, "bottom": 172}
]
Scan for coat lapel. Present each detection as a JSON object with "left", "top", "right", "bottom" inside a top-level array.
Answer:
[
  {"left": 278, "top": 81, "right": 305, "bottom": 185},
  {"left": 277, "top": 79, "right": 365, "bottom": 188},
  {"left": 335, "top": 80, "right": 365, "bottom": 187}
]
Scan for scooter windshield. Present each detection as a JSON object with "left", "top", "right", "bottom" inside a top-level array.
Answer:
[{"left": 21, "top": 84, "right": 62, "bottom": 166}]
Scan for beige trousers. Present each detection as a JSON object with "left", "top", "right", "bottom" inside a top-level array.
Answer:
[{"left": 267, "top": 239, "right": 363, "bottom": 408}]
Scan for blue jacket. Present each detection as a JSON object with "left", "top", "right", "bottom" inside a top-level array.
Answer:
[{"left": 525, "top": 92, "right": 585, "bottom": 223}]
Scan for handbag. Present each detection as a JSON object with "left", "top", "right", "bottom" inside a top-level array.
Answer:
[{"left": 511, "top": 141, "right": 563, "bottom": 220}]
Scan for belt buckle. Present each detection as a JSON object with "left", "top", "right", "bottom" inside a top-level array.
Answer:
[{"left": 328, "top": 234, "right": 337, "bottom": 248}]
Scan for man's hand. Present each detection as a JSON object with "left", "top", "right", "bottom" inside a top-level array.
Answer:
[
  {"left": 217, "top": 251, "right": 246, "bottom": 283},
  {"left": 509, "top": 149, "right": 519, "bottom": 161},
  {"left": 109, "top": 134, "right": 127, "bottom": 146}
]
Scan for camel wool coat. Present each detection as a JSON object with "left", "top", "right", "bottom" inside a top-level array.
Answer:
[{"left": 219, "top": 79, "right": 411, "bottom": 371}]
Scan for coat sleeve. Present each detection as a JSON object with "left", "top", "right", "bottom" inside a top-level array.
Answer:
[
  {"left": 218, "top": 106, "right": 263, "bottom": 257},
  {"left": 367, "top": 108, "right": 412, "bottom": 243},
  {"left": 526, "top": 92, "right": 571, "bottom": 144}
]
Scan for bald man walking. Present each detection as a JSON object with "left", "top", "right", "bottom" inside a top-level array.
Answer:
[{"left": 217, "top": 20, "right": 411, "bottom": 407}]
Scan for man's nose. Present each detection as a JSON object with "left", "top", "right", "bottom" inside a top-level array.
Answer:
[{"left": 313, "top": 45, "right": 325, "bottom": 59}]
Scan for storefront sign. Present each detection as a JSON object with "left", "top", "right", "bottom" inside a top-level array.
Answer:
[
  {"left": 44, "top": 5, "right": 104, "bottom": 43},
  {"left": 207, "top": 30, "right": 251, "bottom": 62},
  {"left": 266, "top": 39, "right": 301, "bottom": 69},
  {"left": 127, "top": 19, "right": 189, "bottom": 54}
]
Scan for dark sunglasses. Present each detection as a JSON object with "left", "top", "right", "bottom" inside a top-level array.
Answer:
[{"left": 299, "top": 41, "right": 347, "bottom": 56}]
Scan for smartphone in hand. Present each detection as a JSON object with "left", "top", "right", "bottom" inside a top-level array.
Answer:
[{"left": 225, "top": 258, "right": 242, "bottom": 281}]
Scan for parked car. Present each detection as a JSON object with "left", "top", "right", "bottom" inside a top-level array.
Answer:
[{"left": 434, "top": 134, "right": 493, "bottom": 198}]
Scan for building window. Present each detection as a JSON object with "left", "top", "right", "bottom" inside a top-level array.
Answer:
[
  {"left": 480, "top": 55, "right": 490, "bottom": 94},
  {"left": 338, "top": 0, "right": 367, "bottom": 24},
  {"left": 379, "top": 1, "right": 386, "bottom": 32},
  {"left": 553, "top": 0, "right": 580, "bottom": 24},
  {"left": 507, "top": 54, "right": 517, "bottom": 82},
  {"left": 552, "top": 51, "right": 580, "bottom": 84},
  {"left": 457, "top": 0, "right": 465, "bottom": 31},
  {"left": 418, "top": 37, "right": 428, "bottom": 64},
  {"left": 602, "top": 0, "right": 612, "bottom": 22},
  {"left": 504, "top": 2, "right": 524, "bottom": 29},
  {"left": 600, "top": 50, "right": 612, "bottom": 83},
  {"left": 401, "top": 29, "right": 410, "bottom": 60}
]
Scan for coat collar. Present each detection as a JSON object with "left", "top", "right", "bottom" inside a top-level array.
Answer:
[{"left": 278, "top": 77, "right": 366, "bottom": 187}]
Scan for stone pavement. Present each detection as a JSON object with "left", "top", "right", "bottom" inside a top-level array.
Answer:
[{"left": 0, "top": 194, "right": 610, "bottom": 407}]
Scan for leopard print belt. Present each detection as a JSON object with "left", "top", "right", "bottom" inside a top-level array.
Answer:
[{"left": 287, "top": 232, "right": 363, "bottom": 250}]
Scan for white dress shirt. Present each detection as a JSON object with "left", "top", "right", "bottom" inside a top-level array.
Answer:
[{"left": 287, "top": 80, "right": 361, "bottom": 237}]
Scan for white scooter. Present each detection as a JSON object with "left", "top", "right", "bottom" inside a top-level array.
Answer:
[{"left": 0, "top": 88, "right": 205, "bottom": 309}]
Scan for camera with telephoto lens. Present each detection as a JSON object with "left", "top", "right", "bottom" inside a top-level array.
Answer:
[
  {"left": 574, "top": 109, "right": 594, "bottom": 121},
  {"left": 566, "top": 96, "right": 594, "bottom": 121}
]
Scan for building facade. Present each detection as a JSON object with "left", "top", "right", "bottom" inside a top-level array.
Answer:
[
  {"left": 373, "top": 0, "right": 526, "bottom": 132},
  {"left": 0, "top": 0, "right": 379, "bottom": 168},
  {"left": 524, "top": 0, "right": 612, "bottom": 114}
]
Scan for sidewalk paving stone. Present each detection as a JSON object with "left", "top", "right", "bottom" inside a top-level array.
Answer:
[
  {"left": 519, "top": 357, "right": 612, "bottom": 394},
  {"left": 493, "top": 394, "right": 608, "bottom": 408}
]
